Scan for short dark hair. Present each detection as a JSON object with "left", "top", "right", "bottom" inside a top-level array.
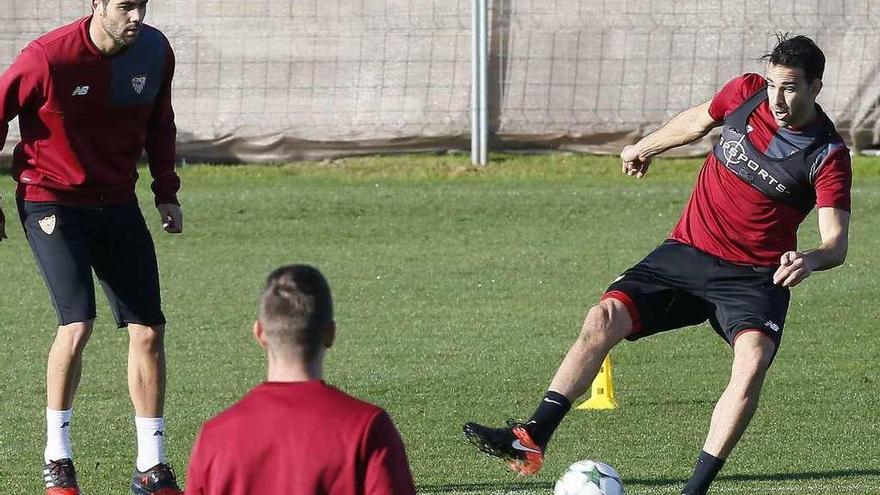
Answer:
[
  {"left": 761, "top": 33, "right": 825, "bottom": 83},
  {"left": 259, "top": 265, "right": 334, "bottom": 360}
]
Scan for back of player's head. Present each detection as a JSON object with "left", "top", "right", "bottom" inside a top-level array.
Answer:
[
  {"left": 259, "top": 264, "right": 334, "bottom": 361},
  {"left": 762, "top": 33, "right": 825, "bottom": 83}
]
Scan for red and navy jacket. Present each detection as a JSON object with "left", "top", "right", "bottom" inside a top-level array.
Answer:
[{"left": 0, "top": 15, "right": 179, "bottom": 206}]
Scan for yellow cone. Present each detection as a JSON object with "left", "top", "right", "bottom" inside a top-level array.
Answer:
[{"left": 577, "top": 354, "right": 618, "bottom": 410}]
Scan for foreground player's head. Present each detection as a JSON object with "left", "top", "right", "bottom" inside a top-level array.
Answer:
[
  {"left": 255, "top": 265, "right": 336, "bottom": 366},
  {"left": 91, "top": 0, "right": 148, "bottom": 51},
  {"left": 761, "top": 34, "right": 825, "bottom": 128}
]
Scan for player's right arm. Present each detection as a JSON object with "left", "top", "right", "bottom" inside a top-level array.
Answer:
[
  {"left": 0, "top": 43, "right": 48, "bottom": 242},
  {"left": 621, "top": 100, "right": 720, "bottom": 178}
]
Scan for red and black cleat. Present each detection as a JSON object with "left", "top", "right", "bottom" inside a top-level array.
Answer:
[
  {"left": 131, "top": 463, "right": 183, "bottom": 495},
  {"left": 44, "top": 458, "right": 80, "bottom": 495},
  {"left": 463, "top": 419, "right": 544, "bottom": 475}
]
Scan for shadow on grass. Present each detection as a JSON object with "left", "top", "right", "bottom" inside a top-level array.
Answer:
[
  {"left": 717, "top": 468, "right": 880, "bottom": 483},
  {"left": 417, "top": 469, "right": 880, "bottom": 492},
  {"left": 418, "top": 481, "right": 553, "bottom": 493}
]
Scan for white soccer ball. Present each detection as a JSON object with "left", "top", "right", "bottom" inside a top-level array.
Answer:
[{"left": 553, "top": 459, "right": 625, "bottom": 495}]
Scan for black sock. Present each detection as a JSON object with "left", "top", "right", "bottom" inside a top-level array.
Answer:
[
  {"left": 524, "top": 391, "right": 571, "bottom": 450},
  {"left": 682, "top": 450, "right": 725, "bottom": 495}
]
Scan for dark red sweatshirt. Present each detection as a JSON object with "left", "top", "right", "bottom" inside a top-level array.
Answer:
[{"left": 0, "top": 16, "right": 179, "bottom": 206}]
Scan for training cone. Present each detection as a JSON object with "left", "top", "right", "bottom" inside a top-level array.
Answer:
[{"left": 577, "top": 354, "right": 618, "bottom": 410}]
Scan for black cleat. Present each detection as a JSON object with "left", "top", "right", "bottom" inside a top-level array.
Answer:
[
  {"left": 131, "top": 463, "right": 183, "bottom": 495},
  {"left": 463, "top": 419, "right": 544, "bottom": 475}
]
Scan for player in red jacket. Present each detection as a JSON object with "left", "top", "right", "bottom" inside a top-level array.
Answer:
[
  {"left": 464, "top": 34, "right": 851, "bottom": 495},
  {"left": 0, "top": 1, "right": 183, "bottom": 493},
  {"left": 184, "top": 265, "right": 417, "bottom": 495}
]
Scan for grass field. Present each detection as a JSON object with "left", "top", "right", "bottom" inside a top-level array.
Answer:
[{"left": 0, "top": 153, "right": 878, "bottom": 494}]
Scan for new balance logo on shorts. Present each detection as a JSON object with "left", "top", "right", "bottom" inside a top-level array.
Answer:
[
  {"left": 764, "top": 320, "right": 780, "bottom": 332},
  {"left": 71, "top": 85, "right": 89, "bottom": 96}
]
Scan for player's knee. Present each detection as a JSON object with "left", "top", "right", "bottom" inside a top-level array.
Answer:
[
  {"left": 733, "top": 333, "right": 775, "bottom": 372},
  {"left": 730, "top": 333, "right": 775, "bottom": 390},
  {"left": 580, "top": 300, "right": 629, "bottom": 344},
  {"left": 128, "top": 323, "right": 166, "bottom": 352},
  {"left": 734, "top": 352, "right": 772, "bottom": 385},
  {"left": 56, "top": 321, "right": 94, "bottom": 354}
]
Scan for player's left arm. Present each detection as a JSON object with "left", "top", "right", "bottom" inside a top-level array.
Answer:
[
  {"left": 145, "top": 42, "right": 183, "bottom": 233},
  {"left": 362, "top": 411, "right": 417, "bottom": 495},
  {"left": 774, "top": 145, "right": 852, "bottom": 288},
  {"left": 773, "top": 207, "right": 849, "bottom": 288}
]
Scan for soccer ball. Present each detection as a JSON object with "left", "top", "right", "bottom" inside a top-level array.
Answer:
[{"left": 554, "top": 460, "right": 625, "bottom": 495}]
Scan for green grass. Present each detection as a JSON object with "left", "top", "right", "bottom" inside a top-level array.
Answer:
[{"left": 1, "top": 154, "right": 879, "bottom": 494}]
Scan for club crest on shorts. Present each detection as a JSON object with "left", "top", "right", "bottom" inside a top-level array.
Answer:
[
  {"left": 131, "top": 75, "right": 147, "bottom": 95},
  {"left": 38, "top": 215, "right": 56, "bottom": 235}
]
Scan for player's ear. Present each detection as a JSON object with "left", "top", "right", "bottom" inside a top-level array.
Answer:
[
  {"left": 810, "top": 78, "right": 822, "bottom": 99},
  {"left": 253, "top": 320, "right": 269, "bottom": 350},
  {"left": 323, "top": 320, "right": 336, "bottom": 349}
]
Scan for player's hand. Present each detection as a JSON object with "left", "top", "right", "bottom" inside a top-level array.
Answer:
[
  {"left": 773, "top": 251, "right": 812, "bottom": 287},
  {"left": 0, "top": 205, "right": 7, "bottom": 242},
  {"left": 157, "top": 203, "right": 183, "bottom": 233},
  {"left": 621, "top": 145, "right": 651, "bottom": 178}
]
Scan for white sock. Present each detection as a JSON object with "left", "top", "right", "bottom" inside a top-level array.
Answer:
[
  {"left": 135, "top": 416, "right": 167, "bottom": 472},
  {"left": 45, "top": 408, "right": 73, "bottom": 463}
]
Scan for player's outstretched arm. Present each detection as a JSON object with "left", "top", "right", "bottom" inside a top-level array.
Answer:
[
  {"left": 773, "top": 207, "right": 849, "bottom": 287},
  {"left": 621, "top": 100, "right": 720, "bottom": 178}
]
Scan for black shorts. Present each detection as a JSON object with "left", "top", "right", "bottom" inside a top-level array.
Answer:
[
  {"left": 604, "top": 240, "right": 789, "bottom": 352},
  {"left": 17, "top": 198, "right": 165, "bottom": 328}
]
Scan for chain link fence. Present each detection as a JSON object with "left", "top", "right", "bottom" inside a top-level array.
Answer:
[{"left": 1, "top": 0, "right": 877, "bottom": 162}]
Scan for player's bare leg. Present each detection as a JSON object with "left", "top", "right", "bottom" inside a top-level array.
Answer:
[
  {"left": 44, "top": 321, "right": 94, "bottom": 493},
  {"left": 127, "top": 323, "right": 181, "bottom": 494},
  {"left": 548, "top": 298, "right": 633, "bottom": 400},
  {"left": 127, "top": 323, "right": 166, "bottom": 417},
  {"left": 704, "top": 331, "right": 775, "bottom": 457},
  {"left": 47, "top": 321, "right": 95, "bottom": 410},
  {"left": 682, "top": 331, "right": 775, "bottom": 495},
  {"left": 463, "top": 298, "right": 633, "bottom": 475}
]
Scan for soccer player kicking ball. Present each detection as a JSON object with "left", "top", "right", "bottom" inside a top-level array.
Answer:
[
  {"left": 0, "top": 1, "right": 183, "bottom": 494},
  {"left": 463, "top": 34, "right": 851, "bottom": 495}
]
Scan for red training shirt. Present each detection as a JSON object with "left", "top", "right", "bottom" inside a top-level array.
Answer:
[
  {"left": 670, "top": 73, "right": 851, "bottom": 266},
  {"left": 0, "top": 16, "right": 179, "bottom": 206},
  {"left": 184, "top": 380, "right": 417, "bottom": 495}
]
